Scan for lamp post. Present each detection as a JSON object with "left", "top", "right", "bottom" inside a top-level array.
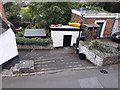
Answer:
[
  {"left": 79, "top": 4, "right": 87, "bottom": 41},
  {"left": 76, "top": 4, "right": 87, "bottom": 54}
]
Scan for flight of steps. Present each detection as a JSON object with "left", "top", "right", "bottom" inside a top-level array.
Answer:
[{"left": 34, "top": 57, "right": 83, "bottom": 72}]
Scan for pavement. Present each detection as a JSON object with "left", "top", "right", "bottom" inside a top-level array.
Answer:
[{"left": 2, "top": 64, "right": 119, "bottom": 88}]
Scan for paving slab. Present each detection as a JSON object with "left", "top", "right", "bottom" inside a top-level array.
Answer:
[{"left": 78, "top": 77, "right": 103, "bottom": 88}]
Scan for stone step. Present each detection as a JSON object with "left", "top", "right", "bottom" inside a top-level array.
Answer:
[
  {"left": 35, "top": 64, "right": 83, "bottom": 72},
  {"left": 34, "top": 59, "right": 80, "bottom": 66},
  {"left": 34, "top": 56, "right": 71, "bottom": 62},
  {"left": 12, "top": 63, "right": 20, "bottom": 74},
  {"left": 34, "top": 58, "right": 78, "bottom": 65},
  {"left": 1, "top": 69, "right": 13, "bottom": 76},
  {"left": 35, "top": 61, "right": 81, "bottom": 66},
  {"left": 19, "top": 60, "right": 34, "bottom": 73}
]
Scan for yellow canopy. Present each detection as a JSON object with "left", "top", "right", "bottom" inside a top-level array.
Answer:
[{"left": 68, "top": 22, "right": 81, "bottom": 27}]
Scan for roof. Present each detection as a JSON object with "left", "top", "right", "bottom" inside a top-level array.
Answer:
[
  {"left": 50, "top": 25, "right": 80, "bottom": 31},
  {"left": 50, "top": 25, "right": 80, "bottom": 29},
  {"left": 84, "top": 24, "right": 100, "bottom": 28},
  {"left": 72, "top": 9, "right": 117, "bottom": 18},
  {"left": 24, "top": 29, "right": 46, "bottom": 38}
]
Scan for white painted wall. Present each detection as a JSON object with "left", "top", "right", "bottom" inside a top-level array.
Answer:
[
  {"left": 0, "top": 28, "right": 18, "bottom": 65},
  {"left": 79, "top": 42, "right": 103, "bottom": 66},
  {"left": 51, "top": 31, "right": 79, "bottom": 47},
  {"left": 112, "top": 14, "right": 120, "bottom": 34}
]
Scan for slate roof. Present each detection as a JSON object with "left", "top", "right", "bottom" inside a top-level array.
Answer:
[
  {"left": 84, "top": 24, "right": 100, "bottom": 28},
  {"left": 24, "top": 29, "right": 46, "bottom": 38},
  {"left": 72, "top": 9, "right": 117, "bottom": 18}
]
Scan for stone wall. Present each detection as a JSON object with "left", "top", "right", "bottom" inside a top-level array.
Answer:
[
  {"left": 79, "top": 42, "right": 103, "bottom": 66},
  {"left": 79, "top": 41, "right": 120, "bottom": 66},
  {"left": 103, "top": 54, "right": 120, "bottom": 66}
]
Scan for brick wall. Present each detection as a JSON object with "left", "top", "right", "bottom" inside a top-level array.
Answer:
[{"left": 71, "top": 13, "right": 115, "bottom": 37}]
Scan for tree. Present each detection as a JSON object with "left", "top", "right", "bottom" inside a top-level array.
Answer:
[
  {"left": 3, "top": 2, "right": 21, "bottom": 28},
  {"left": 87, "top": 2, "right": 119, "bottom": 13},
  {"left": 27, "top": 2, "right": 82, "bottom": 29}
]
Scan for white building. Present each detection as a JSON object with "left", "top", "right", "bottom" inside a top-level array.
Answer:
[
  {"left": 0, "top": 0, "right": 18, "bottom": 65},
  {"left": 50, "top": 25, "right": 80, "bottom": 47},
  {"left": 0, "top": 17, "right": 18, "bottom": 65}
]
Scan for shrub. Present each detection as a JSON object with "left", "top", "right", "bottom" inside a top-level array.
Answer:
[
  {"left": 16, "top": 37, "right": 52, "bottom": 46},
  {"left": 89, "top": 40, "right": 113, "bottom": 53},
  {"left": 16, "top": 29, "right": 25, "bottom": 37},
  {"left": 89, "top": 40, "right": 99, "bottom": 49}
]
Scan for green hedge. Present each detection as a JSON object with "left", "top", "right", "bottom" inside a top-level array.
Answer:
[{"left": 16, "top": 37, "right": 52, "bottom": 46}]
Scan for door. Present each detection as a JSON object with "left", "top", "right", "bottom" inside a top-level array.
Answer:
[
  {"left": 96, "top": 22, "right": 104, "bottom": 38},
  {"left": 63, "top": 35, "right": 72, "bottom": 47},
  {"left": 97, "top": 22, "right": 104, "bottom": 37}
]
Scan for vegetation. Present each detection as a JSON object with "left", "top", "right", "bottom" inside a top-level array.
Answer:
[
  {"left": 16, "top": 29, "right": 24, "bottom": 37},
  {"left": 87, "top": 2, "right": 120, "bottom": 13},
  {"left": 16, "top": 37, "right": 52, "bottom": 46},
  {"left": 4, "top": 2, "right": 119, "bottom": 29},
  {"left": 3, "top": 2, "right": 21, "bottom": 22},
  {"left": 27, "top": 2, "right": 82, "bottom": 29},
  {"left": 89, "top": 40, "right": 113, "bottom": 53},
  {"left": 88, "top": 5, "right": 106, "bottom": 12}
]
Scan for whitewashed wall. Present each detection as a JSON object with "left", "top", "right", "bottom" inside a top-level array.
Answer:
[
  {"left": 0, "top": 28, "right": 18, "bottom": 65},
  {"left": 51, "top": 31, "right": 79, "bottom": 47},
  {"left": 79, "top": 42, "right": 103, "bottom": 66}
]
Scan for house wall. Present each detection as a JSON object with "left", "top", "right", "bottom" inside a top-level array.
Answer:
[
  {"left": 0, "top": 28, "right": 18, "bottom": 65},
  {"left": 71, "top": 13, "right": 115, "bottom": 37},
  {"left": 0, "top": 0, "right": 7, "bottom": 22},
  {"left": 51, "top": 30, "right": 79, "bottom": 47}
]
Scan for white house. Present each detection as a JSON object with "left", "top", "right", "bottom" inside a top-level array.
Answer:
[
  {"left": 0, "top": 0, "right": 18, "bottom": 65},
  {"left": 50, "top": 25, "right": 80, "bottom": 47}
]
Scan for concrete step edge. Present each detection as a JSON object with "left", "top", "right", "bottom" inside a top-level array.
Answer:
[{"left": 2, "top": 66, "right": 99, "bottom": 77}]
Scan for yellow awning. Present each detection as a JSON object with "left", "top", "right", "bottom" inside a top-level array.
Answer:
[{"left": 68, "top": 22, "right": 81, "bottom": 27}]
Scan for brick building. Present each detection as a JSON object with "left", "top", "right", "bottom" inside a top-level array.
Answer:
[{"left": 71, "top": 9, "right": 119, "bottom": 38}]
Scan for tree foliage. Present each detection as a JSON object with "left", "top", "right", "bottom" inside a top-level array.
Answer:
[
  {"left": 3, "top": 2, "right": 21, "bottom": 22},
  {"left": 27, "top": 2, "right": 82, "bottom": 29},
  {"left": 87, "top": 2, "right": 119, "bottom": 13},
  {"left": 4, "top": 2, "right": 119, "bottom": 29}
]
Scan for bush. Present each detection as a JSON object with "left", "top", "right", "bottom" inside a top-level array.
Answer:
[
  {"left": 89, "top": 40, "right": 99, "bottom": 49},
  {"left": 16, "top": 29, "right": 25, "bottom": 37},
  {"left": 89, "top": 40, "right": 113, "bottom": 53},
  {"left": 16, "top": 37, "right": 52, "bottom": 46}
]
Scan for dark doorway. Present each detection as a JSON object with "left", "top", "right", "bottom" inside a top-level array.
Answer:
[
  {"left": 96, "top": 22, "right": 104, "bottom": 37},
  {"left": 63, "top": 35, "right": 72, "bottom": 47}
]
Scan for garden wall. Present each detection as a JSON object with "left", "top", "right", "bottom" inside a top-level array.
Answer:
[{"left": 79, "top": 41, "right": 120, "bottom": 66}]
